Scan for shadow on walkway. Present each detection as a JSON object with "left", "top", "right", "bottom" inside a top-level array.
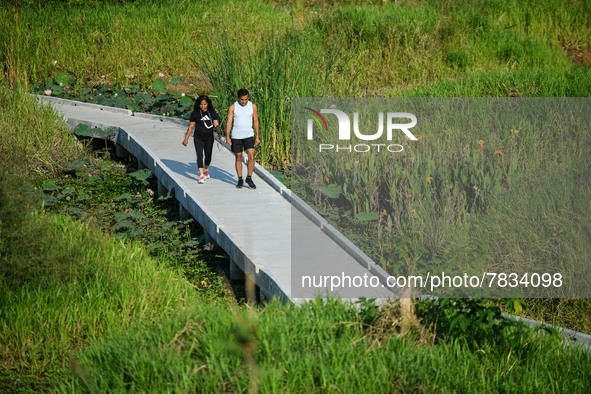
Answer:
[{"left": 162, "top": 159, "right": 237, "bottom": 186}]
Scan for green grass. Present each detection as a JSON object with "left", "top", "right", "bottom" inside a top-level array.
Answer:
[
  {"left": 0, "top": 167, "right": 204, "bottom": 389},
  {"left": 447, "top": 159, "right": 591, "bottom": 297},
  {"left": 0, "top": 85, "right": 81, "bottom": 174},
  {"left": 55, "top": 299, "right": 591, "bottom": 392},
  {"left": 0, "top": 213, "right": 201, "bottom": 389},
  {"left": 403, "top": 66, "right": 591, "bottom": 97},
  {"left": 515, "top": 298, "right": 591, "bottom": 334},
  {"left": 0, "top": 0, "right": 292, "bottom": 87}
]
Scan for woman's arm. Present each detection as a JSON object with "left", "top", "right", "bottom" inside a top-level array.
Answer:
[
  {"left": 213, "top": 119, "right": 222, "bottom": 140},
  {"left": 182, "top": 122, "right": 196, "bottom": 146}
]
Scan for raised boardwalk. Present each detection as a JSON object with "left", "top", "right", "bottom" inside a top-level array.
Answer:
[{"left": 40, "top": 96, "right": 394, "bottom": 303}]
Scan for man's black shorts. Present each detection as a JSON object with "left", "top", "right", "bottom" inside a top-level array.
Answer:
[{"left": 231, "top": 137, "right": 255, "bottom": 153}]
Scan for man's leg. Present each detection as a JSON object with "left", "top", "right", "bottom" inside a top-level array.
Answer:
[
  {"left": 235, "top": 152, "right": 244, "bottom": 188},
  {"left": 245, "top": 148, "right": 256, "bottom": 189},
  {"left": 246, "top": 148, "right": 255, "bottom": 176},
  {"left": 235, "top": 152, "right": 243, "bottom": 178}
]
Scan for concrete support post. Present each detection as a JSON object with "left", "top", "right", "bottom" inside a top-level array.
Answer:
[
  {"left": 203, "top": 231, "right": 214, "bottom": 244},
  {"left": 179, "top": 204, "right": 191, "bottom": 221},
  {"left": 230, "top": 259, "right": 244, "bottom": 281},
  {"left": 114, "top": 143, "right": 130, "bottom": 158},
  {"left": 157, "top": 180, "right": 167, "bottom": 197}
]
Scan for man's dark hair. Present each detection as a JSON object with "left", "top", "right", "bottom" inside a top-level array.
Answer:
[{"left": 237, "top": 88, "right": 249, "bottom": 97}]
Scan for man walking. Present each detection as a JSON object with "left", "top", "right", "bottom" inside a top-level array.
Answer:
[{"left": 226, "top": 88, "right": 260, "bottom": 189}]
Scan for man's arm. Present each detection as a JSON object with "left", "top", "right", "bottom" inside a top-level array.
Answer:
[
  {"left": 252, "top": 103, "right": 260, "bottom": 147},
  {"left": 226, "top": 103, "right": 235, "bottom": 145}
]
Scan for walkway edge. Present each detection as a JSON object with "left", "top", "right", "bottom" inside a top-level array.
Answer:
[{"left": 503, "top": 313, "right": 591, "bottom": 353}]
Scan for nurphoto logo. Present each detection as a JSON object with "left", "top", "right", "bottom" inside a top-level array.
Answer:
[{"left": 304, "top": 107, "right": 418, "bottom": 153}]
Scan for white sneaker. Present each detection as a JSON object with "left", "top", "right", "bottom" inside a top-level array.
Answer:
[
  {"left": 198, "top": 174, "right": 205, "bottom": 184},
  {"left": 204, "top": 169, "right": 210, "bottom": 179}
]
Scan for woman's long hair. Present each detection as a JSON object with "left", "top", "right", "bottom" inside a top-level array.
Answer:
[{"left": 194, "top": 95, "right": 215, "bottom": 112}]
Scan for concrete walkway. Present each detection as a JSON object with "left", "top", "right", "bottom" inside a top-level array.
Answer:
[{"left": 39, "top": 96, "right": 395, "bottom": 303}]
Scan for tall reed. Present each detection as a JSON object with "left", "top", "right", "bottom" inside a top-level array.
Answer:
[{"left": 195, "top": 30, "right": 348, "bottom": 169}]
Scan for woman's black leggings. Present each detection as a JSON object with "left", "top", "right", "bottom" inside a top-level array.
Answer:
[{"left": 194, "top": 136, "right": 214, "bottom": 169}]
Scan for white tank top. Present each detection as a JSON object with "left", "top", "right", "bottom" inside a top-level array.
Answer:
[{"left": 231, "top": 101, "right": 254, "bottom": 139}]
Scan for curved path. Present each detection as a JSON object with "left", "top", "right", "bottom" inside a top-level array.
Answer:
[{"left": 39, "top": 96, "right": 395, "bottom": 303}]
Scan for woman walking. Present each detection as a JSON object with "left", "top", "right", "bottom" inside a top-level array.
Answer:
[{"left": 182, "top": 95, "right": 221, "bottom": 183}]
